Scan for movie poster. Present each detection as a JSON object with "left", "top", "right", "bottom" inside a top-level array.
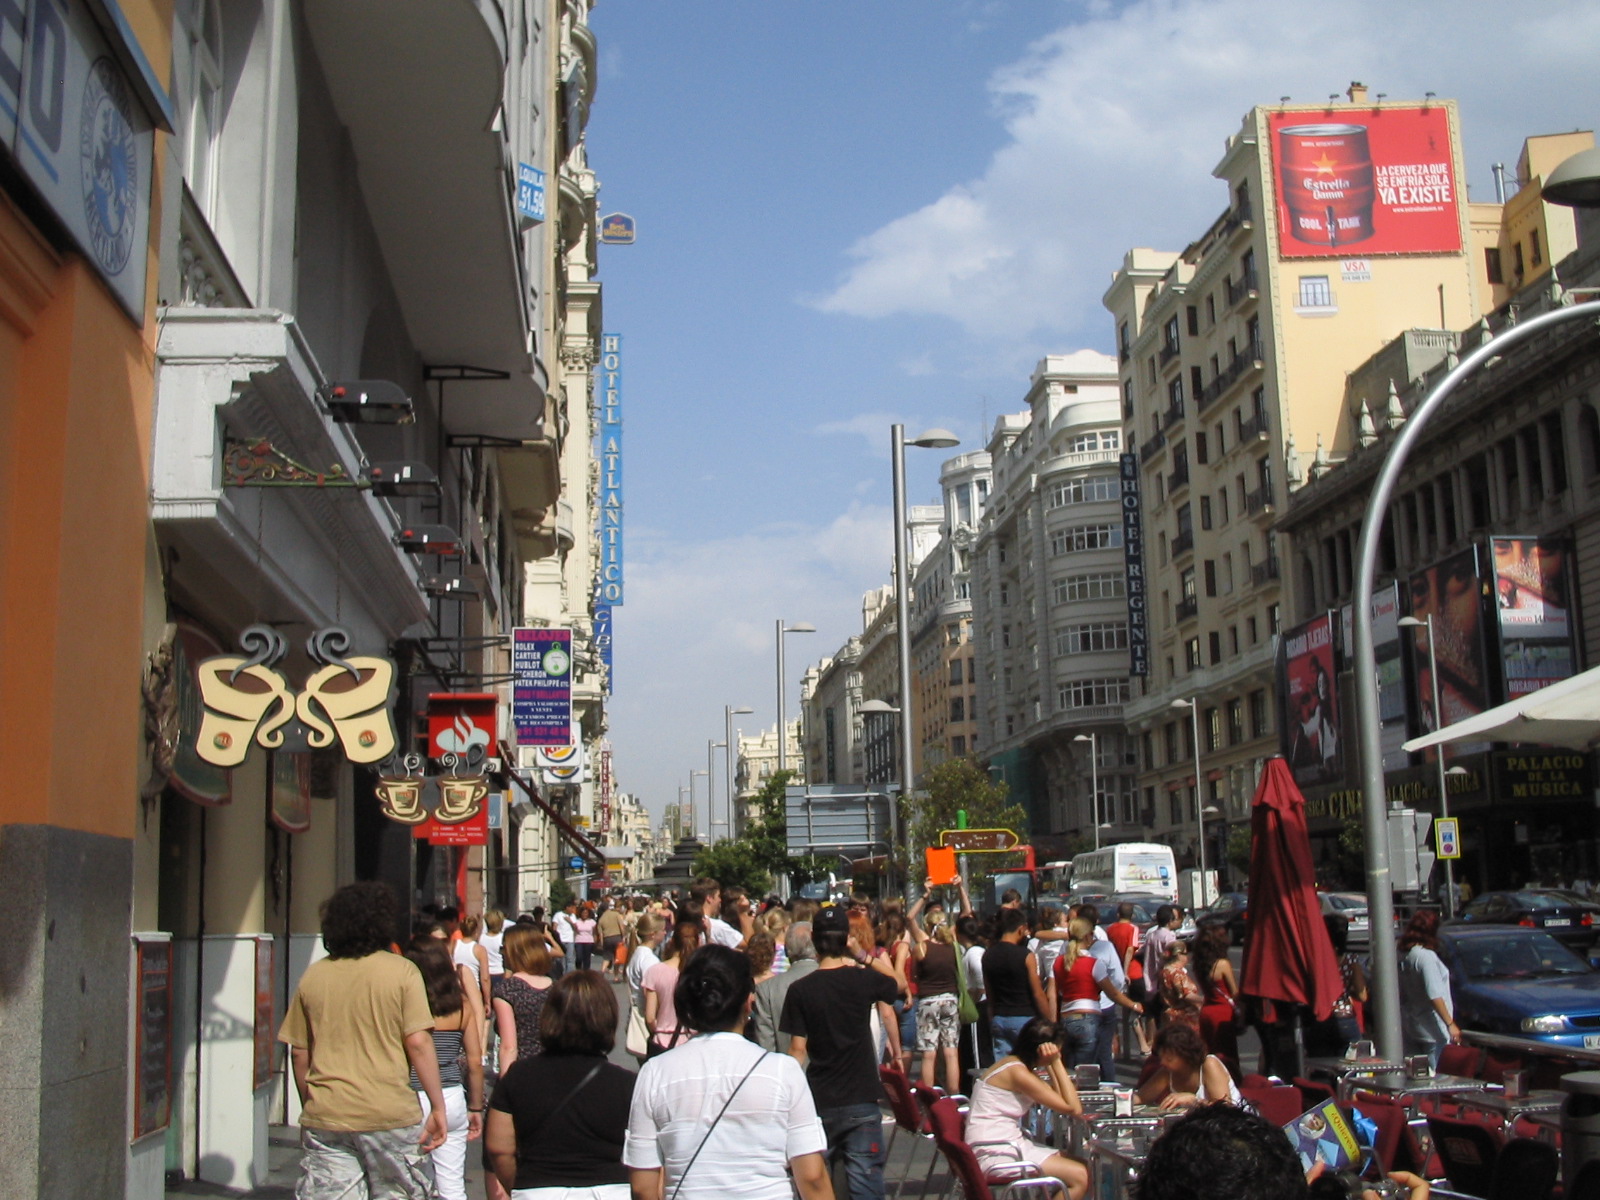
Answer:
[
  {"left": 1280, "top": 613, "right": 1342, "bottom": 787},
  {"left": 1269, "top": 106, "right": 1461, "bottom": 258},
  {"left": 1407, "top": 546, "right": 1490, "bottom": 737},
  {"left": 1340, "top": 583, "right": 1408, "bottom": 770},
  {"left": 1492, "top": 536, "right": 1575, "bottom": 699}
]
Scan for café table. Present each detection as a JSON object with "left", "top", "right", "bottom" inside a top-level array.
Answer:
[
  {"left": 1337, "top": 1069, "right": 1489, "bottom": 1112},
  {"left": 1454, "top": 1089, "right": 1565, "bottom": 1138}
]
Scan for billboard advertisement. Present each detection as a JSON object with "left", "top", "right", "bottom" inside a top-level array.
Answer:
[
  {"left": 1269, "top": 106, "right": 1460, "bottom": 257},
  {"left": 1407, "top": 546, "right": 1490, "bottom": 737},
  {"left": 512, "top": 628, "right": 573, "bottom": 745},
  {"left": 1280, "top": 612, "right": 1342, "bottom": 786},
  {"left": 1340, "top": 583, "right": 1409, "bottom": 771},
  {"left": 1491, "top": 536, "right": 1575, "bottom": 699}
]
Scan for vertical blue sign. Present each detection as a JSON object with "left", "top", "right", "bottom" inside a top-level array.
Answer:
[
  {"left": 512, "top": 628, "right": 573, "bottom": 745},
  {"left": 593, "top": 605, "right": 614, "bottom": 693},
  {"left": 598, "top": 334, "right": 623, "bottom": 605},
  {"left": 516, "top": 164, "right": 546, "bottom": 222}
]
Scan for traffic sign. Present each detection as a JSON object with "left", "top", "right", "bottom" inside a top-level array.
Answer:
[
  {"left": 1436, "top": 818, "right": 1461, "bottom": 860},
  {"left": 567, "top": 855, "right": 585, "bottom": 871},
  {"left": 939, "top": 828, "right": 1021, "bottom": 853}
]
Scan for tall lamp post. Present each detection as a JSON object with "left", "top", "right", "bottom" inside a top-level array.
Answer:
[
  {"left": 1398, "top": 615, "right": 1457, "bottom": 918},
  {"left": 691, "top": 769, "right": 708, "bottom": 842},
  {"left": 707, "top": 740, "right": 726, "bottom": 842},
  {"left": 678, "top": 785, "right": 689, "bottom": 843},
  {"left": 891, "top": 423, "right": 960, "bottom": 885},
  {"left": 860, "top": 698, "right": 901, "bottom": 872},
  {"left": 1171, "top": 698, "right": 1209, "bottom": 908},
  {"left": 1074, "top": 733, "right": 1101, "bottom": 850},
  {"left": 776, "top": 621, "right": 816, "bottom": 776},
  {"left": 725, "top": 705, "right": 753, "bottom": 840}
]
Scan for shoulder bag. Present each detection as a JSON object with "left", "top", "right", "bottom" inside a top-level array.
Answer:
[{"left": 954, "top": 945, "right": 979, "bottom": 1025}]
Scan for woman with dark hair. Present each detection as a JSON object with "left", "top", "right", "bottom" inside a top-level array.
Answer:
[
  {"left": 1398, "top": 909, "right": 1457, "bottom": 1068},
  {"left": 642, "top": 916, "right": 702, "bottom": 1056},
  {"left": 1137, "top": 1024, "right": 1241, "bottom": 1110},
  {"left": 1191, "top": 925, "right": 1240, "bottom": 1078},
  {"left": 573, "top": 903, "right": 598, "bottom": 971},
  {"left": 1156, "top": 939, "right": 1203, "bottom": 1033},
  {"left": 965, "top": 1017, "right": 1088, "bottom": 1199},
  {"left": 494, "top": 925, "right": 555, "bottom": 1065},
  {"left": 401, "top": 941, "right": 484, "bottom": 1200},
  {"left": 624, "top": 945, "right": 832, "bottom": 1200},
  {"left": 485, "top": 971, "right": 636, "bottom": 1200}
]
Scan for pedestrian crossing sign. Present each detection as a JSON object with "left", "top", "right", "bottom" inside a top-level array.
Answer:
[{"left": 1436, "top": 818, "right": 1460, "bottom": 860}]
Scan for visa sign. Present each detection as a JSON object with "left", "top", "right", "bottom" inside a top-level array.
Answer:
[{"left": 597, "top": 334, "right": 623, "bottom": 604}]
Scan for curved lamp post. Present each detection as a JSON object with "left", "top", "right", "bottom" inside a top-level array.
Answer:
[{"left": 1352, "top": 298, "right": 1600, "bottom": 1062}]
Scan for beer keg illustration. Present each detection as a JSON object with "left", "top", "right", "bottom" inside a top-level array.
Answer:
[{"left": 1278, "top": 123, "right": 1375, "bottom": 248}]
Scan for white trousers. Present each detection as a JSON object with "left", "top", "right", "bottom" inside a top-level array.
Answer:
[{"left": 417, "top": 1084, "right": 469, "bottom": 1200}]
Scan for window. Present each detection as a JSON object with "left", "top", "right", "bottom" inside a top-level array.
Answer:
[
  {"left": 1229, "top": 626, "right": 1239, "bottom": 655},
  {"left": 1191, "top": 366, "right": 1204, "bottom": 410},
  {"left": 951, "top": 735, "right": 966, "bottom": 756},
  {"left": 1218, "top": 488, "right": 1230, "bottom": 525},
  {"left": 1200, "top": 496, "right": 1213, "bottom": 530},
  {"left": 1485, "top": 247, "right": 1504, "bottom": 285},
  {"left": 1227, "top": 698, "right": 1245, "bottom": 744},
  {"left": 999, "top": 582, "right": 1010, "bottom": 606},
  {"left": 1185, "top": 637, "right": 1201, "bottom": 670},
  {"left": 1066, "top": 430, "right": 1120, "bottom": 453},
  {"left": 1203, "top": 560, "right": 1217, "bottom": 597},
  {"left": 1297, "top": 275, "right": 1333, "bottom": 308},
  {"left": 1168, "top": 375, "right": 1184, "bottom": 413},
  {"left": 1141, "top": 731, "right": 1154, "bottom": 771},
  {"left": 1206, "top": 295, "right": 1216, "bottom": 325},
  {"left": 1246, "top": 616, "right": 1259, "bottom": 645},
  {"left": 1056, "top": 678, "right": 1132, "bottom": 710},
  {"left": 177, "top": 0, "right": 225, "bottom": 218},
  {"left": 1208, "top": 631, "right": 1222, "bottom": 665},
  {"left": 1163, "top": 315, "right": 1180, "bottom": 353},
  {"left": 1118, "top": 321, "right": 1131, "bottom": 362},
  {"left": 1046, "top": 475, "right": 1117, "bottom": 508},
  {"left": 1186, "top": 305, "right": 1199, "bottom": 336},
  {"left": 1122, "top": 379, "right": 1134, "bottom": 419},
  {"left": 1531, "top": 229, "right": 1543, "bottom": 266},
  {"left": 1169, "top": 793, "right": 1183, "bottom": 825},
  {"left": 968, "top": 657, "right": 977, "bottom": 684},
  {"left": 1195, "top": 432, "right": 1208, "bottom": 465},
  {"left": 950, "top": 659, "right": 964, "bottom": 685},
  {"left": 1050, "top": 524, "right": 1122, "bottom": 555},
  {"left": 1513, "top": 240, "right": 1526, "bottom": 277},
  {"left": 1221, "top": 552, "right": 1233, "bottom": 595},
  {"left": 950, "top": 697, "right": 965, "bottom": 723},
  {"left": 1180, "top": 566, "right": 1197, "bottom": 602},
  {"left": 1054, "top": 623, "right": 1130, "bottom": 655},
  {"left": 1249, "top": 690, "right": 1270, "bottom": 738},
  {"left": 1052, "top": 572, "right": 1125, "bottom": 603},
  {"left": 1205, "top": 707, "right": 1222, "bottom": 751}
]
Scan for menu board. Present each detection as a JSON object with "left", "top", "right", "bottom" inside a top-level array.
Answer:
[
  {"left": 132, "top": 938, "right": 172, "bottom": 1140},
  {"left": 253, "top": 937, "right": 275, "bottom": 1090}
]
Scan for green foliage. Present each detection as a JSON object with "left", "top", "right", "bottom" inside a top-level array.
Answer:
[
  {"left": 691, "top": 839, "right": 773, "bottom": 897},
  {"left": 548, "top": 875, "right": 574, "bottom": 911},
  {"left": 688, "top": 769, "right": 825, "bottom": 895},
  {"left": 906, "top": 758, "right": 1032, "bottom": 880},
  {"left": 1227, "top": 824, "right": 1253, "bottom": 880}
]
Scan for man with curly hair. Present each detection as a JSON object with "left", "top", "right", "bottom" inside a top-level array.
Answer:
[{"left": 279, "top": 882, "right": 448, "bottom": 1198}]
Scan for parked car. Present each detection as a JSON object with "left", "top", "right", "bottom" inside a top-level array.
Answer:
[
  {"left": 1438, "top": 926, "right": 1600, "bottom": 1048},
  {"left": 1319, "top": 892, "right": 1372, "bottom": 946},
  {"left": 1195, "top": 892, "right": 1250, "bottom": 944},
  {"left": 1446, "top": 890, "right": 1598, "bottom": 952}
]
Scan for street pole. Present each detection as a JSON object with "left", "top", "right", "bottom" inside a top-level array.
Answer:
[
  {"left": 776, "top": 619, "right": 788, "bottom": 776},
  {"left": 1351, "top": 299, "right": 1600, "bottom": 1065},
  {"left": 691, "top": 769, "right": 708, "bottom": 842},
  {"left": 1075, "top": 732, "right": 1099, "bottom": 850},
  {"left": 891, "top": 424, "right": 912, "bottom": 890},
  {"left": 725, "top": 705, "right": 752, "bottom": 840},
  {"left": 1190, "top": 702, "right": 1207, "bottom": 908},
  {"left": 707, "top": 740, "right": 724, "bottom": 842}
]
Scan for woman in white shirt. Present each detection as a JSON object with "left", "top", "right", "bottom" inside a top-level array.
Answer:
[{"left": 624, "top": 945, "right": 832, "bottom": 1200}]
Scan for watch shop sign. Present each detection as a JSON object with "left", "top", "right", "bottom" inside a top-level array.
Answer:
[{"left": 0, "top": 0, "right": 157, "bottom": 320}]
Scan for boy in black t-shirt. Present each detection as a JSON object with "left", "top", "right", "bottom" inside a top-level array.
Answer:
[{"left": 781, "top": 904, "right": 900, "bottom": 1200}]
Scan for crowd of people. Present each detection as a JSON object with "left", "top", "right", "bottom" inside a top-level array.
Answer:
[{"left": 277, "top": 878, "right": 1430, "bottom": 1200}]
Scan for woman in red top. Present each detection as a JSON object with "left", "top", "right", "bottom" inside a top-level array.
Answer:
[
  {"left": 1191, "top": 924, "right": 1240, "bottom": 1078},
  {"left": 1048, "top": 919, "right": 1142, "bottom": 1068}
]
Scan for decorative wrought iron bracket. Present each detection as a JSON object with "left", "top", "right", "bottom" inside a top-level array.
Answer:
[{"left": 224, "top": 438, "right": 360, "bottom": 488}]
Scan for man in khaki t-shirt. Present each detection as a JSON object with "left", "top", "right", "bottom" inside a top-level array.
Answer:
[
  {"left": 597, "top": 901, "right": 626, "bottom": 980},
  {"left": 279, "top": 882, "right": 447, "bottom": 1199}
]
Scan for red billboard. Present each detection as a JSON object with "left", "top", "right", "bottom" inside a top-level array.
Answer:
[
  {"left": 1408, "top": 546, "right": 1490, "bottom": 736},
  {"left": 1269, "top": 107, "right": 1461, "bottom": 257}
]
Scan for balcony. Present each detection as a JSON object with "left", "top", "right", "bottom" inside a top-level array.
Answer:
[
  {"left": 1167, "top": 463, "right": 1189, "bottom": 493},
  {"left": 1227, "top": 270, "right": 1260, "bottom": 309},
  {"left": 1162, "top": 403, "right": 1186, "bottom": 431},
  {"left": 1172, "top": 529, "right": 1195, "bottom": 559},
  {"left": 1140, "top": 428, "right": 1167, "bottom": 463},
  {"left": 1251, "top": 558, "right": 1281, "bottom": 587},
  {"left": 1176, "top": 596, "right": 1200, "bottom": 622},
  {"left": 1220, "top": 200, "right": 1254, "bottom": 239},
  {"left": 1197, "top": 341, "right": 1264, "bottom": 412},
  {"left": 1244, "top": 484, "right": 1275, "bottom": 517},
  {"left": 1239, "top": 409, "right": 1270, "bottom": 442},
  {"left": 1158, "top": 341, "right": 1181, "bottom": 369}
]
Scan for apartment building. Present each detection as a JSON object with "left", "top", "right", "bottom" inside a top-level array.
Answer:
[
  {"left": 970, "top": 354, "right": 1137, "bottom": 851},
  {"left": 1103, "top": 87, "right": 1488, "bottom": 873},
  {"left": 733, "top": 720, "right": 801, "bottom": 833}
]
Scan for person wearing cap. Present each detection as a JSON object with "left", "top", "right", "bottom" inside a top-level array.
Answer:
[{"left": 780, "top": 904, "right": 900, "bottom": 1200}]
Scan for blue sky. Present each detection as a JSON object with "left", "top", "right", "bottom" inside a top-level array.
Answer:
[{"left": 583, "top": 0, "right": 1600, "bottom": 826}]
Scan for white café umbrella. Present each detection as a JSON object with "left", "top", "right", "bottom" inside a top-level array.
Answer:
[{"left": 1403, "top": 663, "right": 1600, "bottom": 754}]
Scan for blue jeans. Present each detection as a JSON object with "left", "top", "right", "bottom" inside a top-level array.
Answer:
[
  {"left": 1095, "top": 1008, "right": 1118, "bottom": 1080},
  {"left": 820, "top": 1102, "right": 887, "bottom": 1200},
  {"left": 990, "top": 1015, "right": 1031, "bottom": 1061},
  {"left": 1059, "top": 1011, "right": 1099, "bottom": 1067}
]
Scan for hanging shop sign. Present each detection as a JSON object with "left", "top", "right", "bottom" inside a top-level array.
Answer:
[
  {"left": 516, "top": 163, "right": 546, "bottom": 223},
  {"left": 512, "top": 627, "right": 572, "bottom": 745},
  {"left": 131, "top": 934, "right": 172, "bottom": 1141},
  {"left": 599, "top": 213, "right": 636, "bottom": 243},
  {"left": 594, "top": 604, "right": 614, "bottom": 692},
  {"left": 374, "top": 694, "right": 496, "bottom": 833},
  {"left": 166, "top": 623, "right": 233, "bottom": 806},
  {"left": 1119, "top": 454, "right": 1149, "bottom": 676},
  {"left": 598, "top": 744, "right": 613, "bottom": 834},
  {"left": 191, "top": 625, "right": 397, "bottom": 769},
  {"left": 597, "top": 334, "right": 623, "bottom": 604},
  {"left": 1491, "top": 536, "right": 1575, "bottom": 699}
]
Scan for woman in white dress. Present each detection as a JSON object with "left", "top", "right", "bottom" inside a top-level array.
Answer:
[
  {"left": 1136, "top": 1024, "right": 1241, "bottom": 1110},
  {"left": 965, "top": 1017, "right": 1086, "bottom": 1200}
]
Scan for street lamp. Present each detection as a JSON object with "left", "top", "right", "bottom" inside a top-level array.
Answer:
[
  {"left": 1398, "top": 615, "right": 1458, "bottom": 918},
  {"left": 1074, "top": 733, "right": 1100, "bottom": 850},
  {"left": 691, "top": 769, "right": 708, "bottom": 842},
  {"left": 891, "top": 424, "right": 960, "bottom": 887},
  {"left": 678, "top": 786, "right": 689, "bottom": 843},
  {"left": 1201, "top": 805, "right": 1223, "bottom": 888},
  {"left": 707, "top": 740, "right": 726, "bottom": 842},
  {"left": 725, "top": 705, "right": 753, "bottom": 840},
  {"left": 776, "top": 621, "right": 816, "bottom": 776},
  {"left": 1171, "top": 698, "right": 1209, "bottom": 908}
]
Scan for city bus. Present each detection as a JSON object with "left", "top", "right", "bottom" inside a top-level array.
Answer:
[{"left": 1068, "top": 843, "right": 1178, "bottom": 901}]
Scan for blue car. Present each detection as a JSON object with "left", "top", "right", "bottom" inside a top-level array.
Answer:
[{"left": 1438, "top": 926, "right": 1600, "bottom": 1048}]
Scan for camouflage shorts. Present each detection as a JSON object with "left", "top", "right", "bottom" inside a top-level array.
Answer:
[{"left": 296, "top": 1121, "right": 436, "bottom": 1200}]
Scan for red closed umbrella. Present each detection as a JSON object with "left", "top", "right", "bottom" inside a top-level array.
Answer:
[{"left": 1240, "top": 758, "right": 1343, "bottom": 1023}]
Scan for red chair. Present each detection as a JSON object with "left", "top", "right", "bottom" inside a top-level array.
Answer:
[
  {"left": 911, "top": 1083, "right": 966, "bottom": 1198},
  {"left": 1292, "top": 1077, "right": 1336, "bottom": 1111},
  {"left": 1479, "top": 1048, "right": 1524, "bottom": 1086},
  {"left": 927, "top": 1097, "right": 1059, "bottom": 1200},
  {"left": 1438, "top": 1044, "right": 1483, "bottom": 1079},
  {"left": 1487, "top": 1136, "right": 1558, "bottom": 1200},
  {"left": 880, "top": 1065, "right": 937, "bottom": 1199},
  {"left": 1349, "top": 1092, "right": 1409, "bottom": 1175},
  {"left": 1241, "top": 1084, "right": 1304, "bottom": 1127},
  {"left": 1427, "top": 1112, "right": 1504, "bottom": 1197}
]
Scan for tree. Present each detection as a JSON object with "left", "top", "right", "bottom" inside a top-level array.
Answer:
[
  {"left": 1227, "top": 825, "right": 1252, "bottom": 882},
  {"left": 905, "top": 758, "right": 1031, "bottom": 883},
  {"left": 690, "top": 769, "right": 818, "bottom": 895},
  {"left": 690, "top": 839, "right": 773, "bottom": 897},
  {"left": 548, "top": 875, "right": 574, "bottom": 912}
]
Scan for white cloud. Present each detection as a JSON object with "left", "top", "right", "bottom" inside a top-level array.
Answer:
[{"left": 814, "top": 0, "right": 1600, "bottom": 348}]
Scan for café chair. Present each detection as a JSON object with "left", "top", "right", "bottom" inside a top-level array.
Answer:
[
  {"left": 1427, "top": 1112, "right": 1504, "bottom": 1198},
  {"left": 880, "top": 1065, "right": 937, "bottom": 1199},
  {"left": 1485, "top": 1137, "right": 1558, "bottom": 1200},
  {"left": 1240, "top": 1083, "right": 1304, "bottom": 1127},
  {"left": 1292, "top": 1076, "right": 1337, "bottom": 1110},
  {"left": 928, "top": 1097, "right": 1058, "bottom": 1200},
  {"left": 1438, "top": 1044, "right": 1483, "bottom": 1079},
  {"left": 1349, "top": 1092, "right": 1410, "bottom": 1175}
]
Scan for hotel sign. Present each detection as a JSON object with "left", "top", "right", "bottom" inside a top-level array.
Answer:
[
  {"left": 598, "top": 333, "right": 624, "bottom": 604},
  {"left": 1119, "top": 454, "right": 1149, "bottom": 676}
]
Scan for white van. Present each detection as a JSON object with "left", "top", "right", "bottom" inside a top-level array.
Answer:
[{"left": 1069, "top": 843, "right": 1178, "bottom": 901}]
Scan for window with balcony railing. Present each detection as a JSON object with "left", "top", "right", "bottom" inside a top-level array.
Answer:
[
  {"left": 1172, "top": 528, "right": 1194, "bottom": 558},
  {"left": 1176, "top": 595, "right": 1199, "bottom": 622}
]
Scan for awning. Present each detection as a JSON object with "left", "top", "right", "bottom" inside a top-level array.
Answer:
[{"left": 1403, "top": 664, "right": 1600, "bottom": 753}]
